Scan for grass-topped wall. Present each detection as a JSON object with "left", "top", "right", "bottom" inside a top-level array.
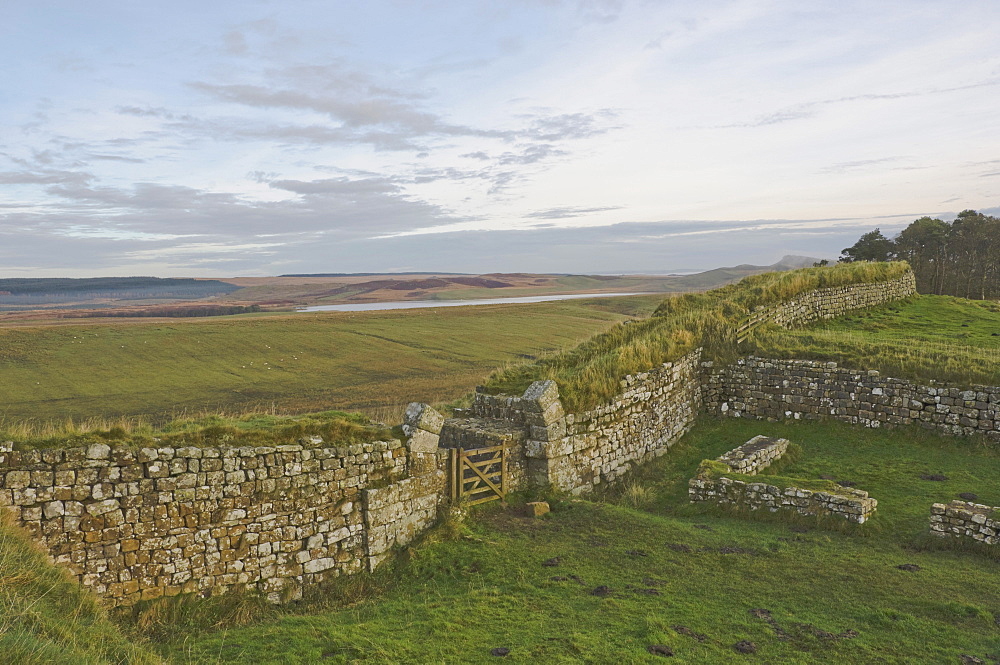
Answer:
[
  {"left": 483, "top": 261, "right": 914, "bottom": 413},
  {"left": 0, "top": 410, "right": 391, "bottom": 452}
]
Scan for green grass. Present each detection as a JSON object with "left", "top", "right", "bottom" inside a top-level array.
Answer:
[
  {"left": 156, "top": 418, "right": 1000, "bottom": 664},
  {"left": 753, "top": 294, "right": 1000, "bottom": 386},
  {"left": 0, "top": 409, "right": 390, "bottom": 451},
  {"left": 0, "top": 512, "right": 162, "bottom": 664},
  {"left": 0, "top": 297, "right": 661, "bottom": 425},
  {"left": 484, "top": 262, "right": 912, "bottom": 412}
]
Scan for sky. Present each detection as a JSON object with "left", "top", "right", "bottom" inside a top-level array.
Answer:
[{"left": 2, "top": 0, "right": 999, "bottom": 277}]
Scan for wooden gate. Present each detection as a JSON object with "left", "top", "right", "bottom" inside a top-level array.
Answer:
[
  {"left": 448, "top": 444, "right": 507, "bottom": 506},
  {"left": 736, "top": 305, "right": 778, "bottom": 344}
]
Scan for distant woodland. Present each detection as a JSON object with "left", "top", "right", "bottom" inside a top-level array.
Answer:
[
  {"left": 79, "top": 304, "right": 263, "bottom": 318},
  {"left": 839, "top": 209, "right": 1000, "bottom": 299},
  {"left": 0, "top": 277, "right": 240, "bottom": 305}
]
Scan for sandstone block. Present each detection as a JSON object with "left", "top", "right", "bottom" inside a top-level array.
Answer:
[
  {"left": 521, "top": 380, "right": 560, "bottom": 413},
  {"left": 403, "top": 403, "right": 445, "bottom": 435},
  {"left": 525, "top": 501, "right": 550, "bottom": 517},
  {"left": 407, "top": 429, "right": 439, "bottom": 453},
  {"left": 87, "top": 444, "right": 111, "bottom": 460}
]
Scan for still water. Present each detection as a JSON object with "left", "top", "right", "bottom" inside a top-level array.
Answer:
[{"left": 298, "top": 292, "right": 650, "bottom": 312}]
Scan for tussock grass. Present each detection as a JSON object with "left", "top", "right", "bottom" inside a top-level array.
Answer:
[
  {"left": 485, "top": 262, "right": 911, "bottom": 411},
  {"left": 118, "top": 588, "right": 277, "bottom": 644},
  {"left": 753, "top": 294, "right": 1000, "bottom": 387},
  {"left": 0, "top": 511, "right": 162, "bottom": 664},
  {"left": 0, "top": 409, "right": 390, "bottom": 451},
  {"left": 619, "top": 480, "right": 658, "bottom": 509}
]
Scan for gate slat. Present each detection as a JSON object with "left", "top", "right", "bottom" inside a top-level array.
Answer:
[{"left": 450, "top": 444, "right": 507, "bottom": 504}]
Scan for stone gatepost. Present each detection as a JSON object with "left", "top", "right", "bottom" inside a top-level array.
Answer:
[
  {"left": 521, "top": 381, "right": 579, "bottom": 492},
  {"left": 402, "top": 402, "right": 444, "bottom": 475}
]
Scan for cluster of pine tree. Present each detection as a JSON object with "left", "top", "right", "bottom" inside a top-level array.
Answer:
[{"left": 839, "top": 209, "right": 1000, "bottom": 300}]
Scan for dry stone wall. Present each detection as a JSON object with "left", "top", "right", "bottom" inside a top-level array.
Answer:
[
  {"left": 688, "top": 436, "right": 877, "bottom": 523},
  {"left": 688, "top": 473, "right": 877, "bottom": 523},
  {"left": 706, "top": 357, "right": 1000, "bottom": 440},
  {"left": 762, "top": 272, "right": 916, "bottom": 329},
  {"left": 930, "top": 500, "right": 1000, "bottom": 546},
  {"left": 469, "top": 350, "right": 705, "bottom": 494},
  {"left": 463, "top": 271, "right": 918, "bottom": 494},
  {"left": 715, "top": 435, "right": 788, "bottom": 475},
  {"left": 0, "top": 436, "right": 446, "bottom": 607}
]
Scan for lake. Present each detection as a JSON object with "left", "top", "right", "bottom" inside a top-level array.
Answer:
[{"left": 297, "top": 292, "right": 651, "bottom": 312}]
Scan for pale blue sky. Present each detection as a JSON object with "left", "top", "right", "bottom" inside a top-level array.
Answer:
[{"left": 2, "top": 1, "right": 999, "bottom": 276}]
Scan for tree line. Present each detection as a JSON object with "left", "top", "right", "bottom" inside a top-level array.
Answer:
[
  {"left": 84, "top": 304, "right": 263, "bottom": 318},
  {"left": 838, "top": 209, "right": 1000, "bottom": 300},
  {"left": 0, "top": 277, "right": 240, "bottom": 296}
]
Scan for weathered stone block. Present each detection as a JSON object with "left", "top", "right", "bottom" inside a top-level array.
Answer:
[
  {"left": 87, "top": 444, "right": 111, "bottom": 460},
  {"left": 403, "top": 403, "right": 445, "bottom": 435},
  {"left": 407, "top": 429, "right": 439, "bottom": 453},
  {"left": 525, "top": 501, "right": 550, "bottom": 517}
]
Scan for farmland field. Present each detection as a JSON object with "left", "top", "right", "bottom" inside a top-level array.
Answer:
[{"left": 0, "top": 295, "right": 663, "bottom": 424}]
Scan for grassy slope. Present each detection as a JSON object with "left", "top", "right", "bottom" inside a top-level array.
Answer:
[
  {"left": 484, "top": 262, "right": 911, "bottom": 412},
  {"left": 160, "top": 418, "right": 1000, "bottom": 664},
  {"left": 0, "top": 512, "right": 161, "bottom": 664},
  {"left": 754, "top": 295, "right": 1000, "bottom": 386},
  {"left": 0, "top": 296, "right": 661, "bottom": 424}
]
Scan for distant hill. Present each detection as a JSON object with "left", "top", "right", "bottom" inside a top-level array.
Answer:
[
  {"left": 0, "top": 257, "right": 822, "bottom": 318},
  {"left": 279, "top": 271, "right": 471, "bottom": 277},
  {"left": 664, "top": 255, "right": 823, "bottom": 289},
  {"left": 0, "top": 277, "right": 240, "bottom": 308}
]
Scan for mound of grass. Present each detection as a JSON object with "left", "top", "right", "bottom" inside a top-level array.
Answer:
[
  {"left": 484, "top": 262, "right": 911, "bottom": 411},
  {"left": 0, "top": 511, "right": 161, "bottom": 664},
  {"left": 753, "top": 294, "right": 1000, "bottom": 386},
  {"left": 0, "top": 409, "right": 391, "bottom": 451}
]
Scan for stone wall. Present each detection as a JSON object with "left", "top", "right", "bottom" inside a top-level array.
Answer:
[
  {"left": 552, "top": 351, "right": 704, "bottom": 492},
  {"left": 715, "top": 435, "right": 788, "bottom": 475},
  {"left": 762, "top": 272, "right": 916, "bottom": 329},
  {"left": 706, "top": 357, "right": 1000, "bottom": 440},
  {"left": 464, "top": 350, "right": 705, "bottom": 495},
  {"left": 930, "top": 500, "right": 999, "bottom": 546},
  {"left": 0, "top": 436, "right": 446, "bottom": 606},
  {"left": 688, "top": 437, "right": 877, "bottom": 524},
  {"left": 688, "top": 473, "right": 877, "bottom": 523}
]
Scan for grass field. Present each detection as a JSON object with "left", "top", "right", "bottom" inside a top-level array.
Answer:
[
  {"left": 155, "top": 417, "right": 1000, "bottom": 664},
  {"left": 753, "top": 295, "right": 1000, "bottom": 386},
  {"left": 0, "top": 295, "right": 663, "bottom": 425}
]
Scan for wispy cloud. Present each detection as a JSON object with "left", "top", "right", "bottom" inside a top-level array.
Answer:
[{"left": 525, "top": 205, "right": 623, "bottom": 219}]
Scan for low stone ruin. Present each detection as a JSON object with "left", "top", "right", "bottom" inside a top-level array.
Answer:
[
  {"left": 688, "top": 436, "right": 877, "bottom": 524},
  {"left": 714, "top": 435, "right": 788, "bottom": 474},
  {"left": 930, "top": 500, "right": 999, "bottom": 546}
]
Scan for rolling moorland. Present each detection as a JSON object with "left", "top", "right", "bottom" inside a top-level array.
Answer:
[
  {"left": 0, "top": 255, "right": 816, "bottom": 321},
  {"left": 0, "top": 295, "right": 663, "bottom": 426},
  {"left": 1, "top": 262, "right": 1000, "bottom": 663}
]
